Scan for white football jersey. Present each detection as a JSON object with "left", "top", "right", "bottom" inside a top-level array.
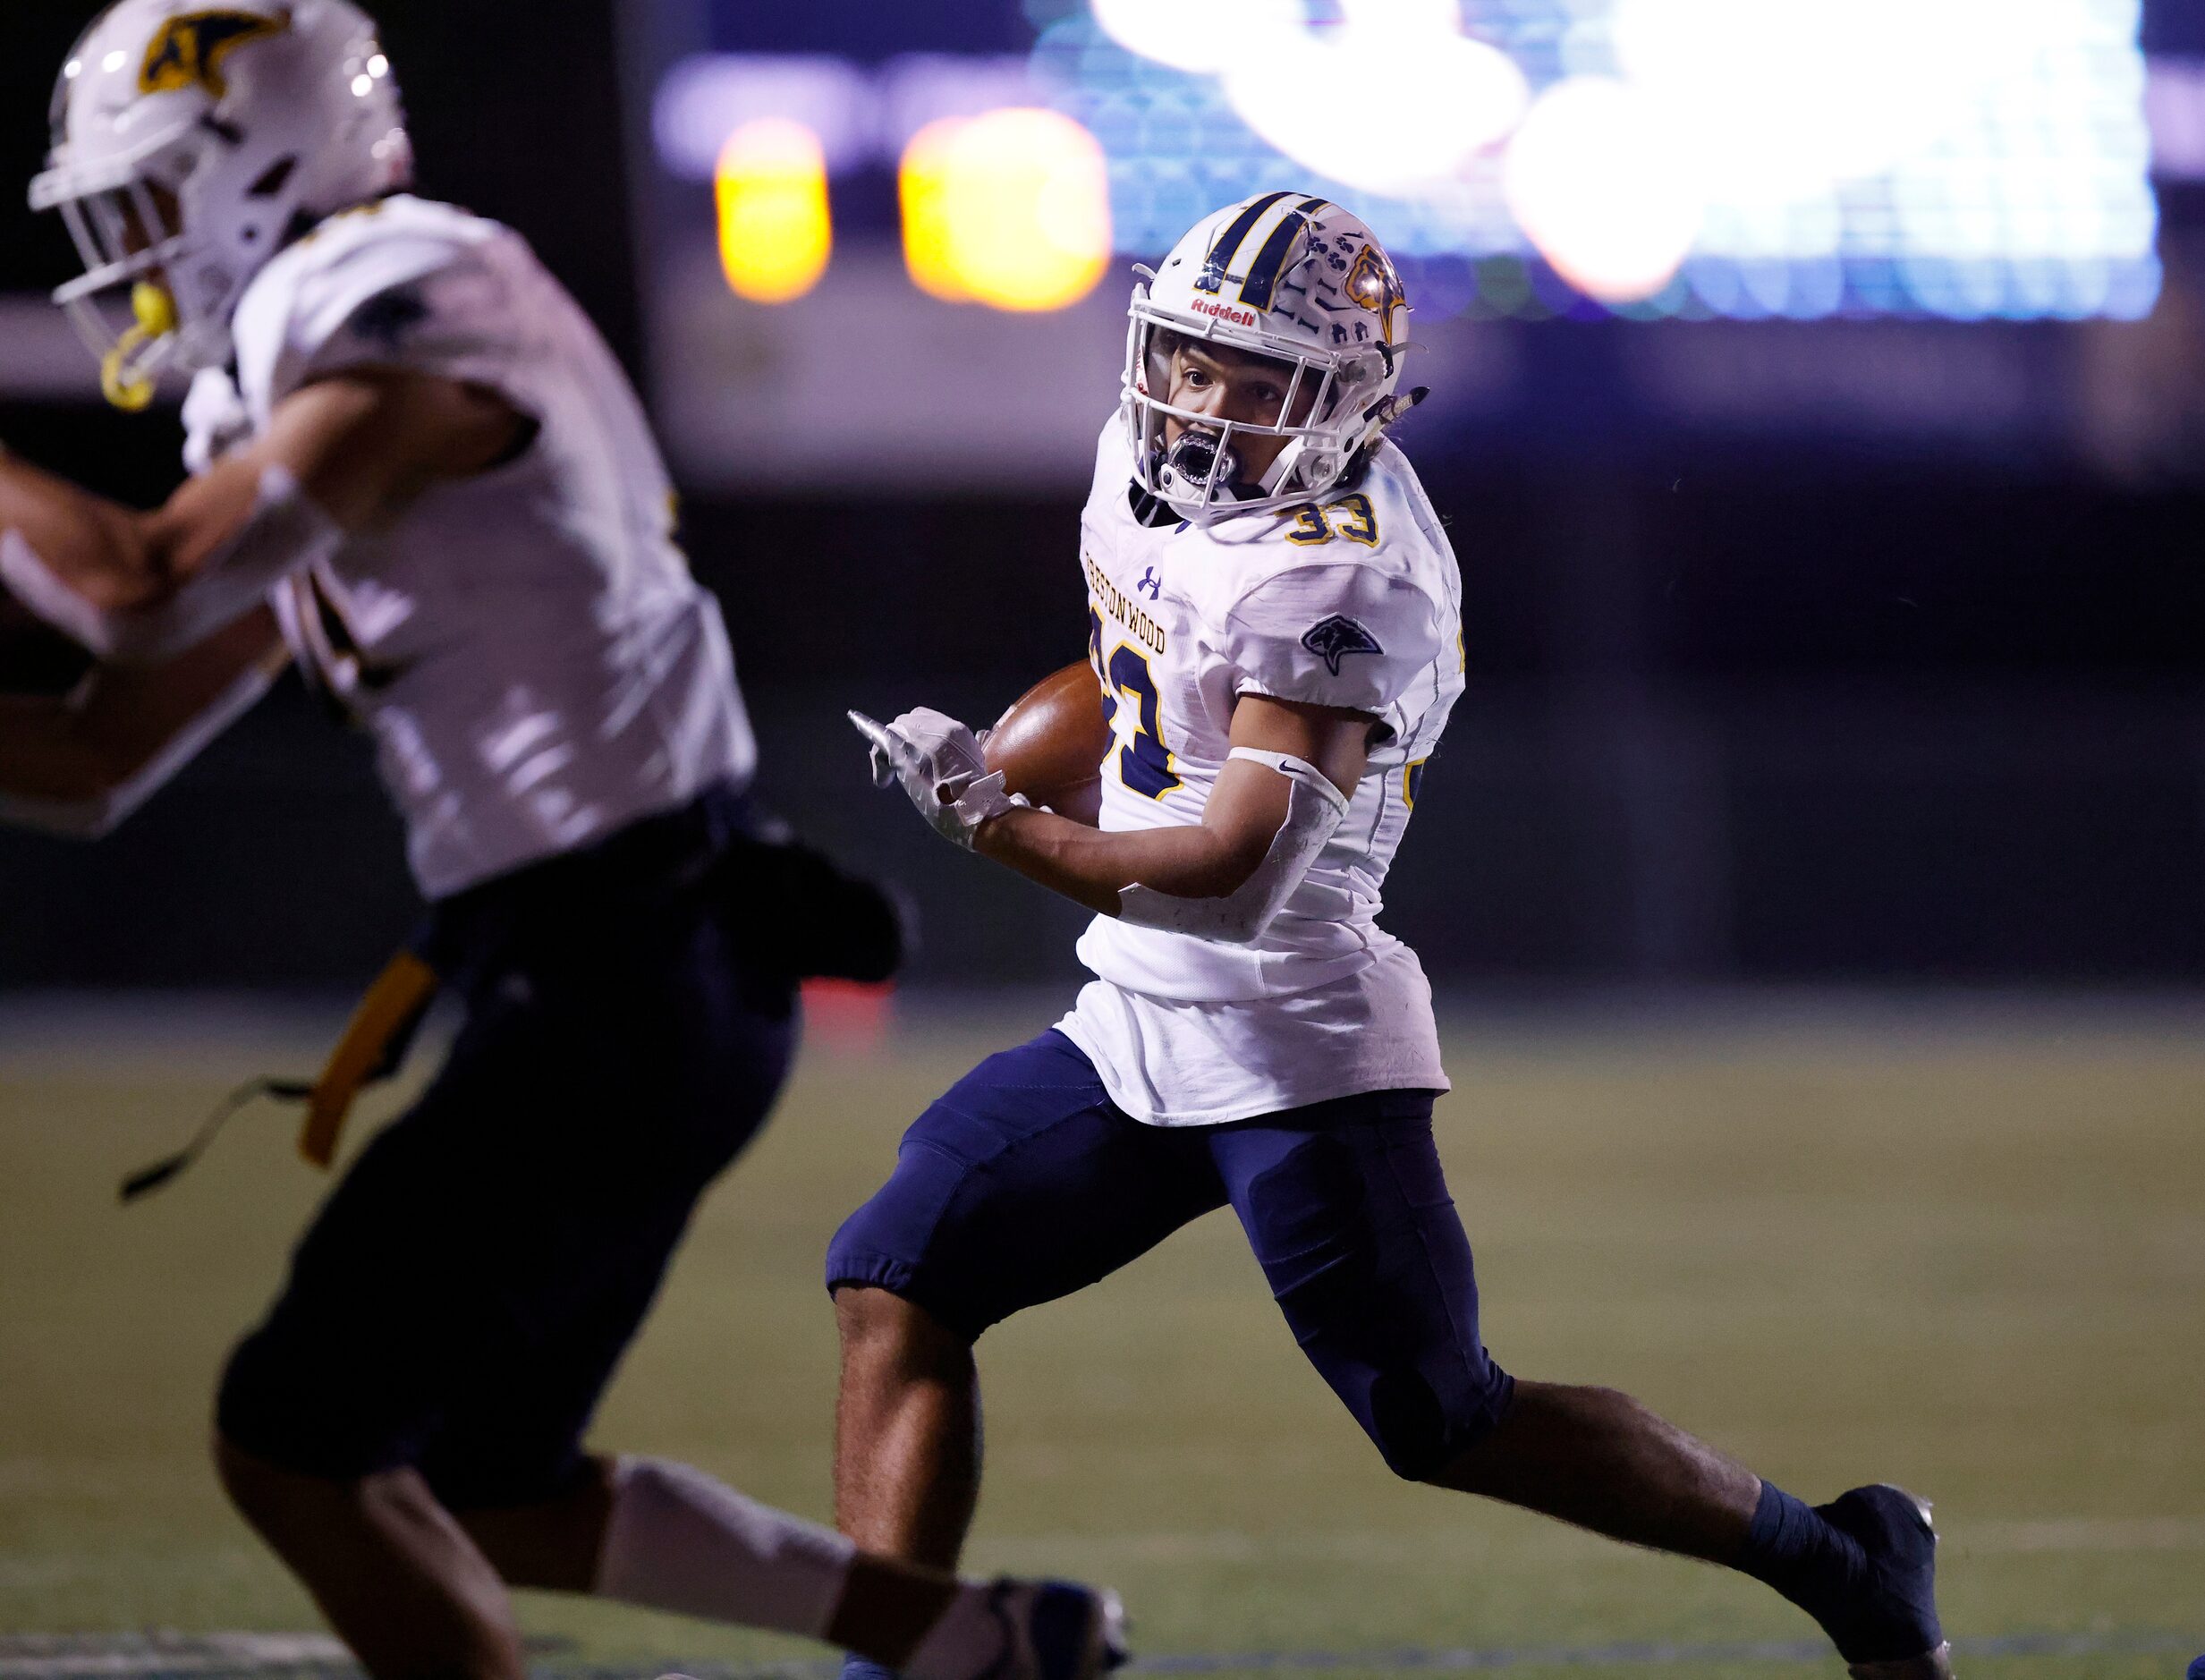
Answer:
[
  {"left": 182, "top": 194, "right": 756, "bottom": 899},
  {"left": 1055, "top": 420, "right": 1465, "bottom": 1126}
]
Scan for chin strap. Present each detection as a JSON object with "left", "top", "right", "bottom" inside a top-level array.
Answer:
[
  {"left": 100, "top": 282, "right": 176, "bottom": 413},
  {"left": 1364, "top": 385, "right": 1429, "bottom": 431}
]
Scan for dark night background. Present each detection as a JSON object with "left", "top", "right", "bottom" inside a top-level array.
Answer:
[{"left": 1, "top": 0, "right": 2201, "bottom": 992}]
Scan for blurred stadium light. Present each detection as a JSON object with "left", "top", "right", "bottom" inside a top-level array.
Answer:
[
  {"left": 1047, "top": 0, "right": 2163, "bottom": 321},
  {"left": 2147, "top": 56, "right": 2205, "bottom": 175},
  {"left": 0, "top": 1, "right": 2191, "bottom": 405},
  {"left": 1218, "top": 0, "right": 1531, "bottom": 196},
  {"left": 654, "top": 52, "right": 1043, "bottom": 184},
  {"left": 1501, "top": 78, "right": 1702, "bottom": 302},
  {"left": 875, "top": 54, "right": 1049, "bottom": 155},
  {"left": 588, "top": 0, "right": 2196, "bottom": 488},
  {"left": 656, "top": 54, "right": 872, "bottom": 178},
  {"left": 715, "top": 119, "right": 833, "bottom": 301},
  {"left": 646, "top": 1, "right": 2162, "bottom": 324},
  {"left": 898, "top": 109, "right": 1110, "bottom": 310},
  {"left": 1089, "top": 0, "right": 1293, "bottom": 75}
]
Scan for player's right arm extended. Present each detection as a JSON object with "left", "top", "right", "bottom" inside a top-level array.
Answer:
[
  {"left": 0, "top": 607, "right": 287, "bottom": 838},
  {"left": 974, "top": 695, "right": 1367, "bottom": 934},
  {"left": 0, "top": 369, "right": 527, "bottom": 660},
  {"left": 859, "top": 694, "right": 1370, "bottom": 938}
]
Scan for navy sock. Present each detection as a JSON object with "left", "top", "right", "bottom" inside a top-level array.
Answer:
[{"left": 1735, "top": 1481, "right": 1867, "bottom": 1625}]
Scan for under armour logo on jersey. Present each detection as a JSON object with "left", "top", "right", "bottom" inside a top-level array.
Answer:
[
  {"left": 1302, "top": 615, "right": 1383, "bottom": 676},
  {"left": 139, "top": 10, "right": 291, "bottom": 99},
  {"left": 1137, "top": 567, "right": 1162, "bottom": 600}
]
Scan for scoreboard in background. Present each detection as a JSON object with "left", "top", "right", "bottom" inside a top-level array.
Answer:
[{"left": 621, "top": 0, "right": 2186, "bottom": 489}]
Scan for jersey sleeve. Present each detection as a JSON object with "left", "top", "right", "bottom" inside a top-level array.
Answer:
[
  {"left": 234, "top": 218, "right": 522, "bottom": 420},
  {"left": 1221, "top": 559, "right": 1444, "bottom": 717}
]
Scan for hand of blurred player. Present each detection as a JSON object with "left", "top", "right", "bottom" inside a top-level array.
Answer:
[{"left": 848, "top": 707, "right": 1027, "bottom": 848}]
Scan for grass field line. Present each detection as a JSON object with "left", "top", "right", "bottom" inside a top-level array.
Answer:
[
  {"left": 977, "top": 1515, "right": 2205, "bottom": 1565},
  {"left": 0, "top": 1633, "right": 350, "bottom": 1676},
  {"left": 1961, "top": 1515, "right": 2205, "bottom": 1552},
  {"left": 5, "top": 1629, "right": 2205, "bottom": 1679}
]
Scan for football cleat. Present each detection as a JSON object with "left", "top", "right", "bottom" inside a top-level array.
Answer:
[
  {"left": 983, "top": 1577, "right": 1128, "bottom": 1680},
  {"left": 1817, "top": 1484, "right": 1955, "bottom": 1679}
]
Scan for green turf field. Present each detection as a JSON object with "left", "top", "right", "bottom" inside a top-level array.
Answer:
[{"left": 1, "top": 997, "right": 2201, "bottom": 1679}]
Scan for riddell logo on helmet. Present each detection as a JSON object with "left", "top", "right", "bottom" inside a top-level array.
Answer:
[{"left": 1192, "top": 299, "right": 1257, "bottom": 326}]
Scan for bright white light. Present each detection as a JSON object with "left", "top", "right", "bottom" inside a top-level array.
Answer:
[
  {"left": 1224, "top": 8, "right": 1529, "bottom": 194},
  {"left": 1615, "top": 0, "right": 2032, "bottom": 199},
  {"left": 655, "top": 55, "right": 873, "bottom": 181},
  {"left": 876, "top": 55, "right": 1044, "bottom": 153},
  {"left": 1504, "top": 77, "right": 1703, "bottom": 301},
  {"left": 2146, "top": 58, "right": 2205, "bottom": 179},
  {"left": 102, "top": 50, "right": 125, "bottom": 73},
  {"left": 64, "top": 59, "right": 81, "bottom": 81},
  {"left": 1091, "top": 0, "right": 1300, "bottom": 76},
  {"left": 351, "top": 73, "right": 372, "bottom": 98},
  {"left": 1336, "top": 0, "right": 1459, "bottom": 33},
  {"left": 368, "top": 54, "right": 389, "bottom": 78}
]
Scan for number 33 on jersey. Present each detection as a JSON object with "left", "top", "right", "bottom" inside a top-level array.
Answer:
[{"left": 1079, "top": 418, "right": 1463, "bottom": 868}]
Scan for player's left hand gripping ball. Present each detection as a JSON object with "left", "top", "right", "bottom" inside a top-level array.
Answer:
[{"left": 848, "top": 708, "right": 1028, "bottom": 848}]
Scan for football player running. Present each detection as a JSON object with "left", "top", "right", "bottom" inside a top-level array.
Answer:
[
  {"left": 840, "top": 193, "right": 1952, "bottom": 1680},
  {"left": 0, "top": 5, "right": 1122, "bottom": 1679}
]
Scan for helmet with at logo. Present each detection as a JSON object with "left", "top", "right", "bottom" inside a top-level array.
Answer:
[
  {"left": 30, "top": 0, "right": 411, "bottom": 410},
  {"left": 1122, "top": 192, "right": 1414, "bottom": 523}
]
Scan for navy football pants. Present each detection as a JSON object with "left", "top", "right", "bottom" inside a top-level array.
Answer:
[
  {"left": 218, "top": 789, "right": 796, "bottom": 1511},
  {"left": 827, "top": 1028, "right": 1514, "bottom": 1480}
]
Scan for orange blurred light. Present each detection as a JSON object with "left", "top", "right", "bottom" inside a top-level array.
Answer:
[
  {"left": 1504, "top": 78, "right": 1702, "bottom": 303},
  {"left": 898, "top": 108, "right": 1111, "bottom": 313},
  {"left": 716, "top": 117, "right": 831, "bottom": 303},
  {"left": 899, "top": 117, "right": 970, "bottom": 303}
]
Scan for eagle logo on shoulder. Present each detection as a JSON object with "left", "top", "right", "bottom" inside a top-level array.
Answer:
[
  {"left": 1302, "top": 615, "right": 1383, "bottom": 676},
  {"left": 140, "top": 10, "right": 290, "bottom": 99}
]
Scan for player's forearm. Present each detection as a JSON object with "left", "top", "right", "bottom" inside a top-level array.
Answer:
[
  {"left": 973, "top": 806, "right": 1259, "bottom": 916},
  {"left": 0, "top": 693, "right": 114, "bottom": 802},
  {"left": 0, "top": 610, "right": 283, "bottom": 819},
  {"left": 0, "top": 449, "right": 165, "bottom": 611}
]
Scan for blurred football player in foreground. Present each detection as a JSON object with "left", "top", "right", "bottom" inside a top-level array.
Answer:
[
  {"left": 841, "top": 192, "right": 1951, "bottom": 1680},
  {"left": 0, "top": 4, "right": 1122, "bottom": 1678}
]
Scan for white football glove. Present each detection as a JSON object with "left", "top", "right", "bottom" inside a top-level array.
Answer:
[{"left": 848, "top": 707, "right": 1028, "bottom": 849}]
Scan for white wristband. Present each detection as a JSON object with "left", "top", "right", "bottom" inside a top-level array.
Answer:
[
  {"left": 1115, "top": 747, "right": 1348, "bottom": 943},
  {"left": 1, "top": 465, "right": 341, "bottom": 663}
]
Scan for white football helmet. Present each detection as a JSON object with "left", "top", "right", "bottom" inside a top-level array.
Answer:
[
  {"left": 1123, "top": 192, "right": 1415, "bottom": 522},
  {"left": 30, "top": 0, "right": 411, "bottom": 409}
]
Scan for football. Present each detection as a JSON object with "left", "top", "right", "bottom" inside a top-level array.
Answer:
[{"left": 983, "top": 659, "right": 1113, "bottom": 825}]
